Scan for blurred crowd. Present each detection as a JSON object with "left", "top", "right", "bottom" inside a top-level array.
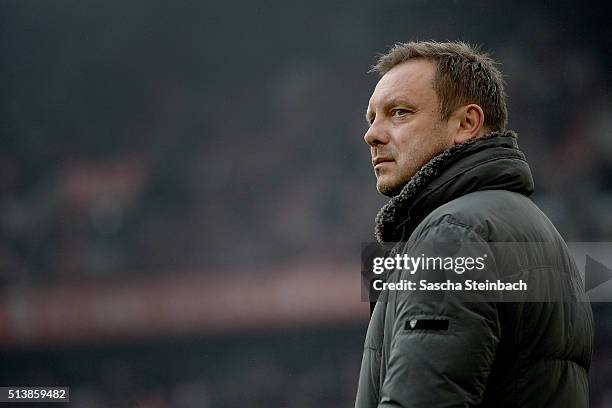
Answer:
[
  {"left": 2, "top": 326, "right": 364, "bottom": 408},
  {"left": 1, "top": 1, "right": 612, "bottom": 284},
  {"left": 1, "top": 2, "right": 611, "bottom": 285}
]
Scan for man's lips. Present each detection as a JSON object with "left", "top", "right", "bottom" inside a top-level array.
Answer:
[{"left": 372, "top": 157, "right": 394, "bottom": 167}]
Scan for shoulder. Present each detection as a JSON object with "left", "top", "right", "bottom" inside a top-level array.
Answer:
[{"left": 411, "top": 190, "right": 540, "bottom": 242}]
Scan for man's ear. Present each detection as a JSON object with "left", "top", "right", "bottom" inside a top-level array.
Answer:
[{"left": 450, "top": 104, "right": 486, "bottom": 144}]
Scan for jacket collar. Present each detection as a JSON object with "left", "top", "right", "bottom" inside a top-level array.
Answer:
[{"left": 374, "top": 130, "right": 534, "bottom": 244}]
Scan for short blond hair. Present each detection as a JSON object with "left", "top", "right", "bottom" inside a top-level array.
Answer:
[{"left": 372, "top": 41, "right": 508, "bottom": 131}]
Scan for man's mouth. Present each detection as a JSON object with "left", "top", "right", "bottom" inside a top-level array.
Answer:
[{"left": 372, "top": 157, "right": 394, "bottom": 168}]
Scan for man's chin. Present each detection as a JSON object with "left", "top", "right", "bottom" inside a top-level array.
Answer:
[{"left": 376, "top": 179, "right": 404, "bottom": 197}]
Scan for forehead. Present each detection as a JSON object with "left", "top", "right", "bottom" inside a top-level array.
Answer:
[{"left": 368, "top": 59, "right": 437, "bottom": 109}]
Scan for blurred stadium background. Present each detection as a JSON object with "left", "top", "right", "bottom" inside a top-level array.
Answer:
[{"left": 1, "top": 0, "right": 611, "bottom": 406}]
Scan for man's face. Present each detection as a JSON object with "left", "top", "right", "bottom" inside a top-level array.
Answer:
[{"left": 365, "top": 59, "right": 454, "bottom": 196}]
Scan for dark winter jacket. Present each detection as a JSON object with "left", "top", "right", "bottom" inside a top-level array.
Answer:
[{"left": 355, "top": 131, "right": 593, "bottom": 407}]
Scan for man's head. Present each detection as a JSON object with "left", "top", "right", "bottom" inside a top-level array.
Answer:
[{"left": 364, "top": 41, "right": 508, "bottom": 196}]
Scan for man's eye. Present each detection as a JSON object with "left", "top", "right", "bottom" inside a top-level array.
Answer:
[{"left": 391, "top": 109, "right": 409, "bottom": 117}]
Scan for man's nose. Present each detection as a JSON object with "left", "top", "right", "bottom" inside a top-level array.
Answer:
[{"left": 364, "top": 120, "right": 389, "bottom": 146}]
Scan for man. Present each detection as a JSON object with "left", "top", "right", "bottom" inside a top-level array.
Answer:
[{"left": 355, "top": 41, "right": 593, "bottom": 407}]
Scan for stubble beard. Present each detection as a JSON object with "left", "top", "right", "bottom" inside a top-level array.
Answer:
[
  {"left": 376, "top": 128, "right": 451, "bottom": 197},
  {"left": 376, "top": 158, "right": 425, "bottom": 197},
  {"left": 376, "top": 167, "right": 412, "bottom": 197}
]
